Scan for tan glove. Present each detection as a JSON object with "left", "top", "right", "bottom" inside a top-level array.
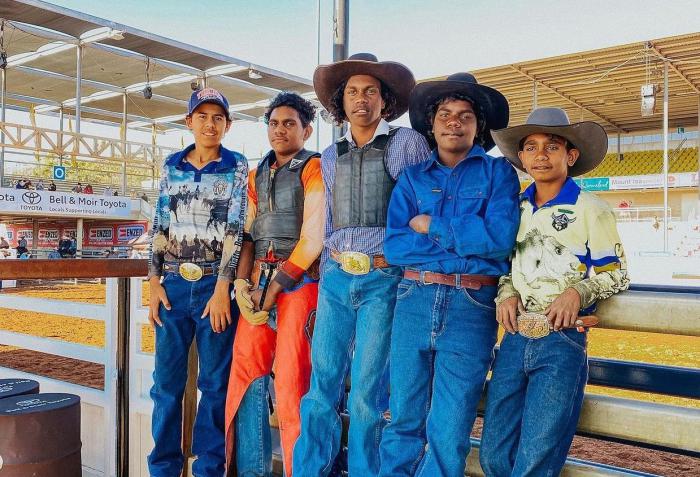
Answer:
[{"left": 234, "top": 278, "right": 269, "bottom": 325}]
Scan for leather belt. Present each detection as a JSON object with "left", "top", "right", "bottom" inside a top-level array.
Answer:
[
  {"left": 517, "top": 312, "right": 599, "bottom": 338},
  {"left": 330, "top": 250, "right": 389, "bottom": 275},
  {"left": 403, "top": 269, "right": 498, "bottom": 290}
]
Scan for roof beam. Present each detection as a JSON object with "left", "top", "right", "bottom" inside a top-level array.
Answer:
[
  {"left": 509, "top": 65, "right": 627, "bottom": 132},
  {"left": 647, "top": 42, "right": 700, "bottom": 95},
  {"left": 89, "top": 43, "right": 204, "bottom": 76},
  {"left": 15, "top": 65, "right": 124, "bottom": 93},
  {"left": 213, "top": 74, "right": 281, "bottom": 97}
]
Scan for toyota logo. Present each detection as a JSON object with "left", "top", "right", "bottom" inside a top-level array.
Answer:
[{"left": 22, "top": 191, "right": 42, "bottom": 205}]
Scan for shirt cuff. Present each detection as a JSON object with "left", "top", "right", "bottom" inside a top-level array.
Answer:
[
  {"left": 427, "top": 216, "right": 453, "bottom": 249},
  {"left": 571, "top": 281, "right": 596, "bottom": 309}
]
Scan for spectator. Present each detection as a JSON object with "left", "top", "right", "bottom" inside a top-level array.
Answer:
[
  {"left": 104, "top": 185, "right": 113, "bottom": 196},
  {"left": 16, "top": 235, "right": 28, "bottom": 256},
  {"left": 35, "top": 179, "right": 45, "bottom": 190},
  {"left": 48, "top": 180, "right": 57, "bottom": 191},
  {"left": 0, "top": 236, "right": 9, "bottom": 249},
  {"left": 71, "top": 182, "right": 83, "bottom": 193},
  {"left": 15, "top": 178, "right": 27, "bottom": 189},
  {"left": 84, "top": 183, "right": 94, "bottom": 194},
  {"left": 113, "top": 189, "right": 118, "bottom": 196},
  {"left": 140, "top": 192, "right": 149, "bottom": 203},
  {"left": 25, "top": 180, "right": 33, "bottom": 190}
]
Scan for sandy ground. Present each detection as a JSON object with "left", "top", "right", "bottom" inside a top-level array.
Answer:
[{"left": 0, "top": 281, "right": 698, "bottom": 475}]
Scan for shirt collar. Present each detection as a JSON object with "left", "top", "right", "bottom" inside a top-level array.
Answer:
[
  {"left": 420, "top": 144, "right": 488, "bottom": 172},
  {"left": 521, "top": 176, "right": 581, "bottom": 209},
  {"left": 341, "top": 118, "right": 391, "bottom": 146},
  {"left": 165, "top": 143, "right": 238, "bottom": 171}
]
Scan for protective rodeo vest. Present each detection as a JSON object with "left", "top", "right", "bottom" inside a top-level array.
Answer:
[
  {"left": 250, "top": 149, "right": 319, "bottom": 259},
  {"left": 332, "top": 128, "right": 398, "bottom": 230}
]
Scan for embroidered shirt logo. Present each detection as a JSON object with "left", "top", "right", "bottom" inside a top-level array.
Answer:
[
  {"left": 212, "top": 179, "right": 228, "bottom": 198},
  {"left": 289, "top": 158, "right": 304, "bottom": 169},
  {"left": 551, "top": 212, "right": 576, "bottom": 231}
]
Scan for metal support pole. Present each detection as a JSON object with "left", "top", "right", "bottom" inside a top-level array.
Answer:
[
  {"left": 1, "top": 68, "right": 6, "bottom": 187},
  {"left": 116, "top": 277, "right": 130, "bottom": 477},
  {"left": 31, "top": 219, "right": 39, "bottom": 256},
  {"left": 532, "top": 80, "right": 538, "bottom": 111},
  {"left": 58, "top": 107, "right": 64, "bottom": 167},
  {"left": 122, "top": 93, "right": 128, "bottom": 195},
  {"left": 76, "top": 217, "right": 83, "bottom": 256},
  {"left": 617, "top": 132, "right": 621, "bottom": 161},
  {"left": 332, "top": 0, "right": 349, "bottom": 142},
  {"left": 75, "top": 45, "right": 83, "bottom": 134},
  {"left": 697, "top": 95, "right": 700, "bottom": 218},
  {"left": 662, "top": 61, "right": 669, "bottom": 252}
]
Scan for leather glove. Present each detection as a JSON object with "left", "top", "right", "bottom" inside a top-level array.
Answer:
[{"left": 234, "top": 278, "right": 269, "bottom": 325}]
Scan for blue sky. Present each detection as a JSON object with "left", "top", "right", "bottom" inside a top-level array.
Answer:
[
  {"left": 51, "top": 0, "right": 700, "bottom": 79},
  {"left": 18, "top": 0, "right": 700, "bottom": 156}
]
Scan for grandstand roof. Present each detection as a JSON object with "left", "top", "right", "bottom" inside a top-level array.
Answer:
[
  {"left": 423, "top": 32, "right": 700, "bottom": 134},
  {"left": 0, "top": 0, "right": 314, "bottom": 132}
]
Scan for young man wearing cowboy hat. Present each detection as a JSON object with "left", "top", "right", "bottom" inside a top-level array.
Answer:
[
  {"left": 380, "top": 72, "right": 520, "bottom": 476},
  {"left": 479, "top": 107, "right": 629, "bottom": 477},
  {"left": 293, "top": 53, "right": 430, "bottom": 476}
]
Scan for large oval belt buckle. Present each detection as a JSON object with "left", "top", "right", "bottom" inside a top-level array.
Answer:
[
  {"left": 339, "top": 252, "right": 371, "bottom": 275},
  {"left": 179, "top": 262, "right": 203, "bottom": 282},
  {"left": 517, "top": 312, "right": 551, "bottom": 339}
]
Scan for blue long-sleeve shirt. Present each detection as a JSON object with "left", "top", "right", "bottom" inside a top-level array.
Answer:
[{"left": 384, "top": 145, "right": 520, "bottom": 275}]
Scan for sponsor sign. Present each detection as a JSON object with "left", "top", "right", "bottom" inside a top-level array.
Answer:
[
  {"left": 88, "top": 227, "right": 114, "bottom": 246},
  {"left": 574, "top": 177, "right": 610, "bottom": 191},
  {"left": 116, "top": 224, "right": 145, "bottom": 242},
  {"left": 0, "top": 187, "right": 131, "bottom": 218}
]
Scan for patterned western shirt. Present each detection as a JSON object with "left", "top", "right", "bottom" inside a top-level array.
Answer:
[
  {"left": 496, "top": 177, "right": 630, "bottom": 313},
  {"left": 148, "top": 144, "right": 248, "bottom": 282}
]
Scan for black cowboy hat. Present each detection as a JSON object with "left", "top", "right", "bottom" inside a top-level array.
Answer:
[
  {"left": 492, "top": 107, "right": 608, "bottom": 177},
  {"left": 409, "top": 72, "right": 509, "bottom": 151},
  {"left": 313, "top": 53, "right": 415, "bottom": 122}
]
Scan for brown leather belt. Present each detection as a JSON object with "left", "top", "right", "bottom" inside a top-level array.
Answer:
[
  {"left": 403, "top": 269, "right": 498, "bottom": 290},
  {"left": 330, "top": 250, "right": 390, "bottom": 269}
]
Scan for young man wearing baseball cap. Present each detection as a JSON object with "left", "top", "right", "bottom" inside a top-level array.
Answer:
[
  {"left": 479, "top": 107, "right": 629, "bottom": 476},
  {"left": 147, "top": 87, "right": 248, "bottom": 477},
  {"left": 380, "top": 73, "right": 520, "bottom": 476},
  {"left": 293, "top": 53, "right": 430, "bottom": 476}
]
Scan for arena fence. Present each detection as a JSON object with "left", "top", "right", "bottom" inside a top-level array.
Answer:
[{"left": 0, "top": 261, "right": 698, "bottom": 476}]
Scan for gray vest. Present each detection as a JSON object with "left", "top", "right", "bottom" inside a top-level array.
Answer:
[
  {"left": 250, "top": 149, "right": 319, "bottom": 259},
  {"left": 332, "top": 128, "right": 398, "bottom": 230}
]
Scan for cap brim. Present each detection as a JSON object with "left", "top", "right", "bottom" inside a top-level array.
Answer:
[
  {"left": 492, "top": 122, "right": 608, "bottom": 176},
  {"left": 408, "top": 80, "right": 509, "bottom": 151},
  {"left": 313, "top": 60, "right": 415, "bottom": 122}
]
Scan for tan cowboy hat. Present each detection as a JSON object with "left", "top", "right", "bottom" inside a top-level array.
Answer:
[
  {"left": 313, "top": 53, "right": 415, "bottom": 122},
  {"left": 492, "top": 107, "right": 608, "bottom": 177}
]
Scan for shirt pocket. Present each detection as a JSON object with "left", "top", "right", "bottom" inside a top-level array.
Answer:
[
  {"left": 456, "top": 186, "right": 488, "bottom": 215},
  {"left": 416, "top": 193, "right": 442, "bottom": 215}
]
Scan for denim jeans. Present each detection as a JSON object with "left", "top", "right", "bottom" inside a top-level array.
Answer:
[
  {"left": 148, "top": 273, "right": 236, "bottom": 477},
  {"left": 293, "top": 259, "right": 402, "bottom": 476},
  {"left": 479, "top": 329, "right": 588, "bottom": 477},
  {"left": 379, "top": 279, "right": 498, "bottom": 477},
  {"left": 234, "top": 276, "right": 317, "bottom": 477}
]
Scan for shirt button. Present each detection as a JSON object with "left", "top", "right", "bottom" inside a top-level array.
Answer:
[{"left": 447, "top": 195, "right": 453, "bottom": 200}]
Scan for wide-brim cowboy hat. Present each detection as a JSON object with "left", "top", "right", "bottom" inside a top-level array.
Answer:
[
  {"left": 313, "top": 53, "right": 415, "bottom": 122},
  {"left": 409, "top": 72, "right": 509, "bottom": 151},
  {"left": 492, "top": 107, "right": 608, "bottom": 177}
]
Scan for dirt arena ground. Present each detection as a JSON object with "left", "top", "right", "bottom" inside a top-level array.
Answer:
[{"left": 0, "top": 281, "right": 698, "bottom": 475}]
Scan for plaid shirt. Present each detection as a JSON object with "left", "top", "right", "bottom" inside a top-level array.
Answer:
[{"left": 321, "top": 119, "right": 431, "bottom": 267}]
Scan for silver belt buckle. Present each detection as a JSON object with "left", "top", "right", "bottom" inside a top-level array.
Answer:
[
  {"left": 338, "top": 251, "right": 371, "bottom": 275},
  {"left": 179, "top": 262, "right": 204, "bottom": 282},
  {"left": 517, "top": 312, "right": 551, "bottom": 339}
]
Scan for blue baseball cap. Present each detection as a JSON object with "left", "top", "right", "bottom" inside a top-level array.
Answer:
[{"left": 188, "top": 87, "right": 231, "bottom": 120}]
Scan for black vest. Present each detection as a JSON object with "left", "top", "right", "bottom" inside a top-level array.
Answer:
[
  {"left": 332, "top": 128, "right": 398, "bottom": 230},
  {"left": 250, "top": 149, "right": 319, "bottom": 259}
]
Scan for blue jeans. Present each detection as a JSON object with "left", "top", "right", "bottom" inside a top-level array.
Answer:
[
  {"left": 293, "top": 260, "right": 402, "bottom": 476},
  {"left": 479, "top": 329, "right": 588, "bottom": 477},
  {"left": 236, "top": 374, "right": 273, "bottom": 477},
  {"left": 379, "top": 279, "right": 498, "bottom": 477},
  {"left": 148, "top": 273, "right": 236, "bottom": 477}
]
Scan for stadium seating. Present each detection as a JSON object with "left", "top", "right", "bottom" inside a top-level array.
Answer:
[{"left": 583, "top": 147, "right": 699, "bottom": 177}]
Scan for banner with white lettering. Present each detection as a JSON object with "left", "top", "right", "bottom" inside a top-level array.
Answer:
[{"left": 0, "top": 188, "right": 131, "bottom": 218}]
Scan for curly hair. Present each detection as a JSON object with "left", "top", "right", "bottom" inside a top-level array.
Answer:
[
  {"left": 264, "top": 91, "right": 317, "bottom": 128},
  {"left": 425, "top": 93, "right": 486, "bottom": 147},
  {"left": 326, "top": 79, "right": 399, "bottom": 125}
]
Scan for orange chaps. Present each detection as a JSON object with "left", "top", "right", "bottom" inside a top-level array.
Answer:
[{"left": 225, "top": 279, "right": 317, "bottom": 477}]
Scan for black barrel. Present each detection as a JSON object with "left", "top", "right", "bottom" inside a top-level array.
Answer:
[
  {"left": 0, "top": 393, "right": 81, "bottom": 477},
  {"left": 0, "top": 379, "right": 39, "bottom": 400}
]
